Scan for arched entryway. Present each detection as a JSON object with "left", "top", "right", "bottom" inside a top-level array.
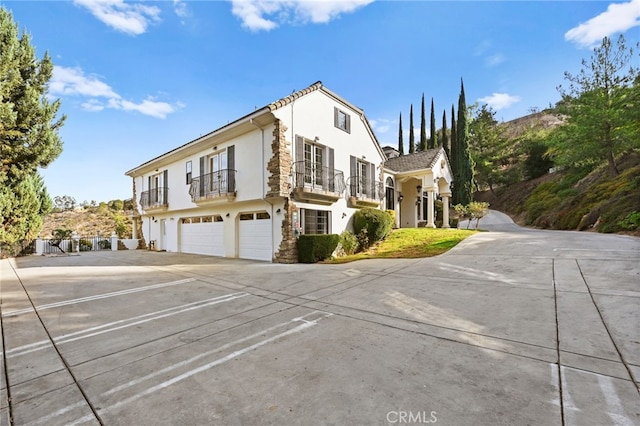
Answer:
[{"left": 385, "top": 177, "right": 395, "bottom": 211}]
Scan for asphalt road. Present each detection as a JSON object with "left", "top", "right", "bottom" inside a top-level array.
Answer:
[{"left": 1, "top": 211, "right": 639, "bottom": 425}]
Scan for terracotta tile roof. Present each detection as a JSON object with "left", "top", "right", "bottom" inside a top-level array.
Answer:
[
  {"left": 267, "top": 81, "right": 324, "bottom": 111},
  {"left": 384, "top": 148, "right": 441, "bottom": 172}
]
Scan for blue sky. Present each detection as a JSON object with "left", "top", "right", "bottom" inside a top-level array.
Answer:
[{"left": 4, "top": 0, "right": 640, "bottom": 203}]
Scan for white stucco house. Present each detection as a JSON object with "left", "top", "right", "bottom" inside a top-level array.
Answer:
[{"left": 125, "top": 82, "right": 453, "bottom": 263}]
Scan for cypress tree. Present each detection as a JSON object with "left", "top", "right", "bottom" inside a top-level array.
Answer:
[
  {"left": 409, "top": 104, "right": 415, "bottom": 154},
  {"left": 451, "top": 104, "right": 457, "bottom": 149},
  {"left": 450, "top": 104, "right": 458, "bottom": 202},
  {"left": 441, "top": 109, "right": 449, "bottom": 157},
  {"left": 429, "top": 98, "right": 437, "bottom": 149},
  {"left": 455, "top": 79, "right": 474, "bottom": 205},
  {"left": 398, "top": 112, "right": 404, "bottom": 155},
  {"left": 419, "top": 94, "right": 427, "bottom": 151}
]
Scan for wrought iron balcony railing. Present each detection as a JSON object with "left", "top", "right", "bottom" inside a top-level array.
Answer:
[
  {"left": 291, "top": 161, "right": 345, "bottom": 205},
  {"left": 292, "top": 161, "right": 345, "bottom": 193},
  {"left": 140, "top": 187, "right": 168, "bottom": 210},
  {"left": 189, "top": 169, "right": 236, "bottom": 202},
  {"left": 347, "top": 177, "right": 384, "bottom": 200}
]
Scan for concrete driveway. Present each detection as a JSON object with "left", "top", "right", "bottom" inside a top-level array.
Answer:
[{"left": 2, "top": 211, "right": 639, "bottom": 425}]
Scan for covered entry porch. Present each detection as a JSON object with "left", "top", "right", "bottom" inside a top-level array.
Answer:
[{"left": 383, "top": 148, "right": 453, "bottom": 229}]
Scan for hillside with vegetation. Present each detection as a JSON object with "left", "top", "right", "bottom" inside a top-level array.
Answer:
[
  {"left": 476, "top": 152, "right": 640, "bottom": 234},
  {"left": 469, "top": 35, "right": 639, "bottom": 235},
  {"left": 40, "top": 197, "right": 134, "bottom": 239}
]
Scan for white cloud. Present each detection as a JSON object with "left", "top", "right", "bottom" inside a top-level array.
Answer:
[
  {"left": 174, "top": 0, "right": 190, "bottom": 20},
  {"left": 73, "top": 0, "right": 161, "bottom": 35},
  {"left": 50, "top": 66, "right": 181, "bottom": 119},
  {"left": 486, "top": 54, "right": 505, "bottom": 67},
  {"left": 110, "top": 98, "right": 178, "bottom": 119},
  {"left": 51, "top": 66, "right": 119, "bottom": 98},
  {"left": 81, "top": 99, "right": 105, "bottom": 112},
  {"left": 370, "top": 118, "right": 394, "bottom": 134},
  {"left": 230, "top": 0, "right": 373, "bottom": 31},
  {"left": 565, "top": 0, "right": 640, "bottom": 48},
  {"left": 477, "top": 93, "right": 521, "bottom": 111}
]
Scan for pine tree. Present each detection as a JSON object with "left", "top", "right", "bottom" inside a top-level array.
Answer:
[
  {"left": 419, "top": 94, "right": 427, "bottom": 151},
  {"left": 454, "top": 79, "right": 474, "bottom": 205},
  {"left": 429, "top": 98, "right": 437, "bottom": 149},
  {"left": 398, "top": 112, "right": 404, "bottom": 155},
  {"left": 409, "top": 104, "right": 415, "bottom": 154},
  {"left": 0, "top": 7, "right": 64, "bottom": 255},
  {"left": 441, "top": 109, "right": 449, "bottom": 157}
]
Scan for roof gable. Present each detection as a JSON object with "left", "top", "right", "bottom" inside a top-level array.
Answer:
[
  {"left": 384, "top": 148, "right": 442, "bottom": 173},
  {"left": 126, "top": 81, "right": 383, "bottom": 175}
]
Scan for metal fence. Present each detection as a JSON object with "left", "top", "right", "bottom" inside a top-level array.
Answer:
[{"left": 38, "top": 235, "right": 113, "bottom": 254}]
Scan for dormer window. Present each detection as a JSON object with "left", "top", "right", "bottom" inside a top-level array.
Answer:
[{"left": 334, "top": 107, "right": 351, "bottom": 133}]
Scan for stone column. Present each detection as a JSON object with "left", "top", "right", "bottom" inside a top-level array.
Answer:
[
  {"left": 441, "top": 194, "right": 450, "bottom": 228},
  {"left": 72, "top": 231, "right": 80, "bottom": 253},
  {"left": 35, "top": 237, "right": 44, "bottom": 255},
  {"left": 426, "top": 190, "right": 436, "bottom": 228}
]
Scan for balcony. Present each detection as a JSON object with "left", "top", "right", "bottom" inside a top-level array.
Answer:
[
  {"left": 140, "top": 187, "right": 168, "bottom": 212},
  {"left": 189, "top": 169, "right": 237, "bottom": 204},
  {"left": 347, "top": 177, "right": 384, "bottom": 208},
  {"left": 292, "top": 161, "right": 345, "bottom": 205}
]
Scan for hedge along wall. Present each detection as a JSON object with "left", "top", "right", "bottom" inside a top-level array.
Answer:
[{"left": 297, "top": 234, "right": 340, "bottom": 263}]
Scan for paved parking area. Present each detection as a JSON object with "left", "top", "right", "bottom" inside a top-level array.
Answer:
[{"left": 1, "top": 212, "right": 639, "bottom": 425}]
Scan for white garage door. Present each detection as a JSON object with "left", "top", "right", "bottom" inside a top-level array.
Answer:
[
  {"left": 180, "top": 216, "right": 224, "bottom": 257},
  {"left": 238, "top": 212, "right": 272, "bottom": 261}
]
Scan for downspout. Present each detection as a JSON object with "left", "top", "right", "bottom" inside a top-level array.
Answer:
[
  {"left": 250, "top": 118, "right": 274, "bottom": 260},
  {"left": 249, "top": 118, "right": 265, "bottom": 198}
]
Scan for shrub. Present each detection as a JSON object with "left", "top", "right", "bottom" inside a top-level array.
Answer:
[
  {"left": 356, "top": 228, "right": 369, "bottom": 250},
  {"left": 297, "top": 234, "right": 340, "bottom": 263},
  {"left": 98, "top": 239, "right": 112, "bottom": 250},
  {"left": 353, "top": 207, "right": 392, "bottom": 247},
  {"left": 79, "top": 239, "right": 93, "bottom": 251},
  {"left": 339, "top": 231, "right": 359, "bottom": 255},
  {"left": 385, "top": 209, "right": 396, "bottom": 227}
]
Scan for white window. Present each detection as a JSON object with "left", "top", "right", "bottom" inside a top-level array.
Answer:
[
  {"left": 186, "top": 161, "right": 192, "bottom": 185},
  {"left": 358, "top": 160, "right": 369, "bottom": 196},
  {"left": 303, "top": 209, "right": 330, "bottom": 235},
  {"left": 208, "top": 151, "right": 227, "bottom": 192},
  {"left": 334, "top": 107, "right": 351, "bottom": 133},
  {"left": 304, "top": 142, "right": 324, "bottom": 187}
]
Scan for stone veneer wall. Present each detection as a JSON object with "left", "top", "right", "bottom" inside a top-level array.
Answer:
[
  {"left": 274, "top": 198, "right": 299, "bottom": 263},
  {"left": 266, "top": 120, "right": 291, "bottom": 198},
  {"left": 267, "top": 120, "right": 298, "bottom": 263}
]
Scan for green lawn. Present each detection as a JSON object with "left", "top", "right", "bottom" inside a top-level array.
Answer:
[{"left": 325, "top": 227, "right": 477, "bottom": 263}]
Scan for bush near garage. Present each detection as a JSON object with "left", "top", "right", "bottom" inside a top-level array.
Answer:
[
  {"left": 297, "top": 234, "right": 340, "bottom": 263},
  {"left": 353, "top": 207, "right": 393, "bottom": 249}
]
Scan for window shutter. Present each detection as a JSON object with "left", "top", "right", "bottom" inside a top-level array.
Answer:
[
  {"left": 163, "top": 170, "right": 168, "bottom": 188},
  {"left": 346, "top": 113, "right": 351, "bottom": 133},
  {"left": 295, "top": 135, "right": 304, "bottom": 184},
  {"left": 328, "top": 148, "right": 335, "bottom": 192},
  {"left": 199, "top": 156, "right": 205, "bottom": 197},
  {"left": 227, "top": 145, "right": 235, "bottom": 192},
  {"left": 148, "top": 176, "right": 151, "bottom": 190},
  {"left": 295, "top": 136, "right": 304, "bottom": 163},
  {"left": 328, "top": 211, "right": 332, "bottom": 234},
  {"left": 369, "top": 163, "right": 376, "bottom": 198},
  {"left": 333, "top": 107, "right": 339, "bottom": 128}
]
